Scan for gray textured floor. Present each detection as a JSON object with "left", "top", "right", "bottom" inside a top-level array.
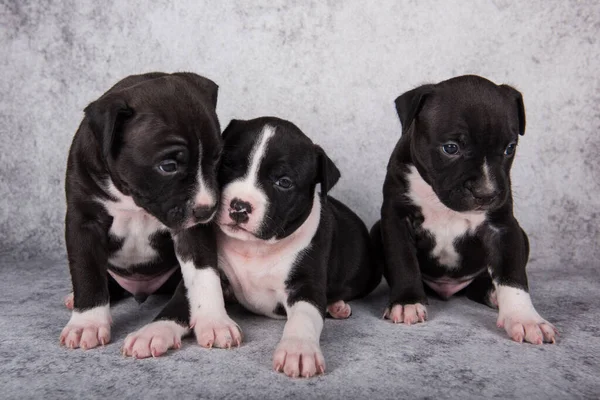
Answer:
[{"left": 1, "top": 258, "right": 598, "bottom": 399}]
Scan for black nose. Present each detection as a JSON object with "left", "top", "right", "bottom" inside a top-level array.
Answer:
[
  {"left": 193, "top": 205, "right": 215, "bottom": 221},
  {"left": 468, "top": 187, "right": 499, "bottom": 206},
  {"left": 229, "top": 199, "right": 252, "bottom": 224}
]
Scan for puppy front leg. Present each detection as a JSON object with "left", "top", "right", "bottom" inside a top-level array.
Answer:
[
  {"left": 273, "top": 300, "right": 326, "bottom": 378},
  {"left": 174, "top": 225, "right": 242, "bottom": 349},
  {"left": 379, "top": 208, "right": 428, "bottom": 325},
  {"left": 60, "top": 210, "right": 111, "bottom": 349},
  {"left": 489, "top": 224, "right": 557, "bottom": 344}
]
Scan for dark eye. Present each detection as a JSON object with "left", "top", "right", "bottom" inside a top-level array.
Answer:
[
  {"left": 158, "top": 159, "right": 178, "bottom": 174},
  {"left": 274, "top": 177, "right": 293, "bottom": 190},
  {"left": 504, "top": 142, "right": 516, "bottom": 156},
  {"left": 442, "top": 143, "right": 460, "bottom": 155}
]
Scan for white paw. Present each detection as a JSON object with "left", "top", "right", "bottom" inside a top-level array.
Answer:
[
  {"left": 191, "top": 314, "right": 242, "bottom": 349},
  {"left": 383, "top": 303, "right": 427, "bottom": 325},
  {"left": 273, "top": 338, "right": 325, "bottom": 378},
  {"left": 64, "top": 293, "right": 74, "bottom": 310},
  {"left": 495, "top": 285, "right": 557, "bottom": 344},
  {"left": 327, "top": 300, "right": 352, "bottom": 319},
  {"left": 497, "top": 312, "right": 558, "bottom": 344},
  {"left": 60, "top": 306, "right": 111, "bottom": 349},
  {"left": 121, "top": 320, "right": 188, "bottom": 358}
]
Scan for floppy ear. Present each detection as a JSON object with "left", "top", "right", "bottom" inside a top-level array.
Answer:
[
  {"left": 84, "top": 95, "right": 133, "bottom": 159},
  {"left": 394, "top": 84, "right": 434, "bottom": 133},
  {"left": 315, "top": 145, "right": 341, "bottom": 199},
  {"left": 173, "top": 72, "right": 219, "bottom": 108},
  {"left": 222, "top": 119, "right": 245, "bottom": 141},
  {"left": 500, "top": 84, "right": 526, "bottom": 136}
]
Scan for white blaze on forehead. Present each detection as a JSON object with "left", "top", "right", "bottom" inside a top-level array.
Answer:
[
  {"left": 247, "top": 125, "right": 276, "bottom": 184},
  {"left": 193, "top": 143, "right": 216, "bottom": 207},
  {"left": 481, "top": 158, "right": 496, "bottom": 192},
  {"left": 217, "top": 125, "right": 276, "bottom": 238}
]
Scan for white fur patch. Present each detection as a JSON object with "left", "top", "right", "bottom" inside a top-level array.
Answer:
[
  {"left": 406, "top": 165, "right": 486, "bottom": 268},
  {"left": 178, "top": 259, "right": 243, "bottom": 348},
  {"left": 60, "top": 304, "right": 112, "bottom": 349},
  {"left": 217, "top": 192, "right": 322, "bottom": 318},
  {"left": 192, "top": 147, "right": 216, "bottom": 209},
  {"left": 481, "top": 158, "right": 496, "bottom": 192},
  {"left": 281, "top": 301, "right": 323, "bottom": 342},
  {"left": 179, "top": 261, "right": 226, "bottom": 317},
  {"left": 495, "top": 285, "right": 542, "bottom": 321},
  {"left": 99, "top": 180, "right": 167, "bottom": 268},
  {"left": 273, "top": 301, "right": 326, "bottom": 377},
  {"left": 216, "top": 125, "right": 276, "bottom": 239}
]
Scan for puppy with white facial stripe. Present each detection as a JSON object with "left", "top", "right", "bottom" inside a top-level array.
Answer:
[
  {"left": 209, "top": 117, "right": 381, "bottom": 377},
  {"left": 371, "top": 75, "right": 557, "bottom": 344},
  {"left": 61, "top": 72, "right": 241, "bottom": 357}
]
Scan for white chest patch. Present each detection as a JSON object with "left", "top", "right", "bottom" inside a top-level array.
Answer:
[
  {"left": 99, "top": 181, "right": 167, "bottom": 268},
  {"left": 217, "top": 193, "right": 322, "bottom": 318},
  {"left": 406, "top": 165, "right": 486, "bottom": 268}
]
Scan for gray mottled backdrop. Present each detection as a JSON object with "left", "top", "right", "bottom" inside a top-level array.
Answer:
[{"left": 1, "top": 1, "right": 599, "bottom": 267}]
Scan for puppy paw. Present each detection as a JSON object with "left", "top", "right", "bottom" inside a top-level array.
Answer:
[
  {"left": 59, "top": 306, "right": 111, "bottom": 349},
  {"left": 191, "top": 314, "right": 242, "bottom": 349},
  {"left": 121, "top": 321, "right": 188, "bottom": 358},
  {"left": 273, "top": 338, "right": 325, "bottom": 378},
  {"left": 327, "top": 300, "right": 352, "bottom": 319},
  {"left": 497, "top": 313, "right": 558, "bottom": 344},
  {"left": 383, "top": 303, "right": 427, "bottom": 325},
  {"left": 64, "top": 293, "right": 74, "bottom": 310}
]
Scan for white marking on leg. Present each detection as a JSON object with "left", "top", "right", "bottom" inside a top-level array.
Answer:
[
  {"left": 495, "top": 284, "right": 557, "bottom": 344},
  {"left": 179, "top": 262, "right": 242, "bottom": 348},
  {"left": 273, "top": 301, "right": 325, "bottom": 378},
  {"left": 60, "top": 304, "right": 112, "bottom": 349},
  {"left": 216, "top": 125, "right": 276, "bottom": 239}
]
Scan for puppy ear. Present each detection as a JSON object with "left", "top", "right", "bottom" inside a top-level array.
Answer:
[
  {"left": 84, "top": 95, "right": 133, "bottom": 159},
  {"left": 394, "top": 84, "right": 434, "bottom": 133},
  {"left": 500, "top": 84, "right": 526, "bottom": 136},
  {"left": 222, "top": 119, "right": 245, "bottom": 142},
  {"left": 315, "top": 145, "right": 341, "bottom": 199},
  {"left": 173, "top": 72, "right": 219, "bottom": 108}
]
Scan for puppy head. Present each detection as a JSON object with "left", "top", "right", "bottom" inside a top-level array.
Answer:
[
  {"left": 395, "top": 75, "right": 526, "bottom": 212},
  {"left": 217, "top": 117, "right": 340, "bottom": 242},
  {"left": 85, "top": 72, "right": 222, "bottom": 229}
]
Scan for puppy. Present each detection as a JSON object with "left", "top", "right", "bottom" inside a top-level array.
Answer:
[
  {"left": 211, "top": 117, "right": 381, "bottom": 377},
  {"left": 371, "top": 75, "right": 557, "bottom": 344},
  {"left": 61, "top": 72, "right": 241, "bottom": 357}
]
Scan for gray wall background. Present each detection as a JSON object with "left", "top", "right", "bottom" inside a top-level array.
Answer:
[{"left": 1, "top": 1, "right": 598, "bottom": 268}]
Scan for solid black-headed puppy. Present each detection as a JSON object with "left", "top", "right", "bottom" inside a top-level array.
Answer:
[
  {"left": 371, "top": 75, "right": 557, "bottom": 344},
  {"left": 61, "top": 72, "right": 242, "bottom": 358},
  {"left": 210, "top": 117, "right": 381, "bottom": 377}
]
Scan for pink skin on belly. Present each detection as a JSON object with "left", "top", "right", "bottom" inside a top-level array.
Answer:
[
  {"left": 108, "top": 267, "right": 178, "bottom": 296},
  {"left": 422, "top": 276, "right": 475, "bottom": 299}
]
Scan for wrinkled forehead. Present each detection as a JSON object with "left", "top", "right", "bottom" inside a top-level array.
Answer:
[
  {"left": 420, "top": 90, "right": 519, "bottom": 144},
  {"left": 260, "top": 135, "right": 315, "bottom": 176}
]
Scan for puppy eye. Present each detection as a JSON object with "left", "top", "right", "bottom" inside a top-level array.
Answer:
[
  {"left": 441, "top": 143, "right": 460, "bottom": 155},
  {"left": 274, "top": 177, "right": 294, "bottom": 190},
  {"left": 158, "top": 160, "right": 178, "bottom": 174},
  {"left": 504, "top": 142, "right": 517, "bottom": 156}
]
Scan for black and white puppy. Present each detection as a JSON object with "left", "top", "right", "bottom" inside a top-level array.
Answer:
[
  {"left": 371, "top": 75, "right": 557, "bottom": 344},
  {"left": 61, "top": 72, "right": 242, "bottom": 357},
  {"left": 207, "top": 117, "right": 381, "bottom": 377}
]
